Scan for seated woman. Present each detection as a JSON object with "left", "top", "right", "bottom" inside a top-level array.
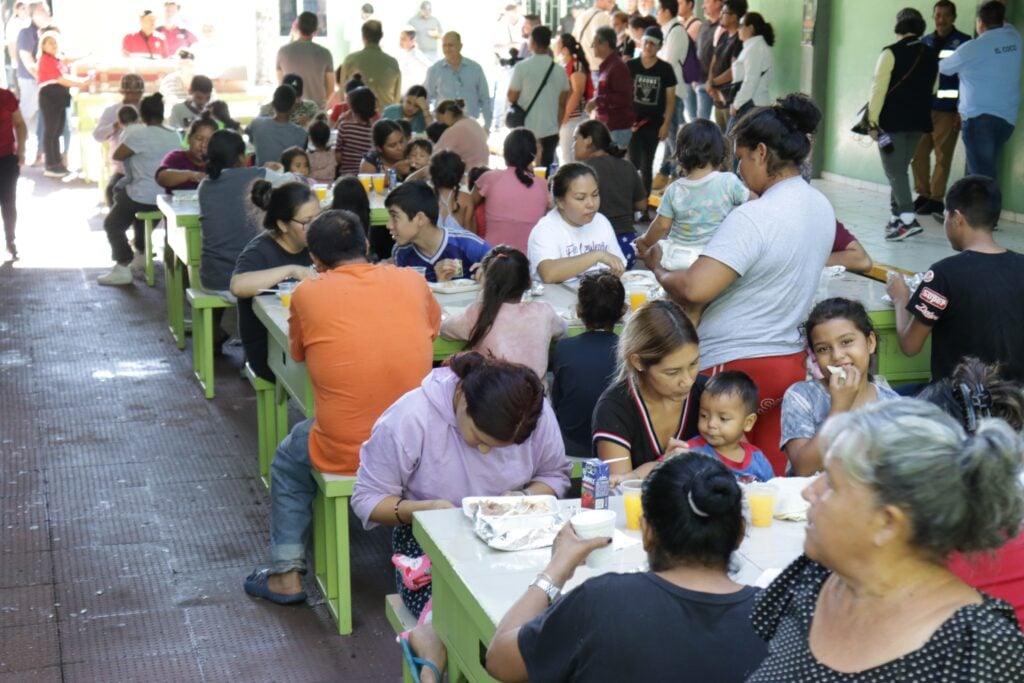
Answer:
[
  {"left": 441, "top": 247, "right": 566, "bottom": 379},
  {"left": 335, "top": 81, "right": 377, "bottom": 176},
  {"left": 155, "top": 113, "right": 217, "bottom": 193},
  {"left": 472, "top": 127, "right": 549, "bottom": 253},
  {"left": 485, "top": 453, "right": 769, "bottom": 682},
  {"left": 748, "top": 399, "right": 1024, "bottom": 680},
  {"left": 350, "top": 352, "right": 572, "bottom": 683},
  {"left": 572, "top": 120, "right": 647, "bottom": 269},
  {"left": 527, "top": 163, "right": 626, "bottom": 284},
  {"left": 433, "top": 99, "right": 489, "bottom": 169},
  {"left": 229, "top": 180, "right": 316, "bottom": 382},
  {"left": 380, "top": 84, "right": 433, "bottom": 134},
  {"left": 920, "top": 357, "right": 1024, "bottom": 624},
  {"left": 780, "top": 298, "right": 900, "bottom": 476},
  {"left": 359, "top": 119, "right": 411, "bottom": 179},
  {"left": 592, "top": 300, "right": 706, "bottom": 477},
  {"left": 429, "top": 150, "right": 473, "bottom": 230}
]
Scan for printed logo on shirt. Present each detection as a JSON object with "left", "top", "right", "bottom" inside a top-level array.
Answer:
[
  {"left": 919, "top": 287, "right": 948, "bottom": 310},
  {"left": 915, "top": 303, "right": 940, "bottom": 321},
  {"left": 564, "top": 241, "right": 610, "bottom": 258},
  {"left": 922, "top": 269, "right": 934, "bottom": 283},
  {"left": 634, "top": 74, "right": 662, "bottom": 106}
]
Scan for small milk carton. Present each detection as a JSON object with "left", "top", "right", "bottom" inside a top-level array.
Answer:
[{"left": 581, "top": 458, "right": 610, "bottom": 510}]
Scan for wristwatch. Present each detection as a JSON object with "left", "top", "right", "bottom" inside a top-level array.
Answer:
[{"left": 530, "top": 572, "right": 562, "bottom": 605}]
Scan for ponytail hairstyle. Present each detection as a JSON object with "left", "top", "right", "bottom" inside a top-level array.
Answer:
[
  {"left": 249, "top": 179, "right": 315, "bottom": 236},
  {"left": 731, "top": 92, "right": 821, "bottom": 177},
  {"left": 503, "top": 127, "right": 537, "bottom": 188},
  {"left": 918, "top": 357, "right": 1024, "bottom": 435},
  {"left": 466, "top": 246, "right": 532, "bottom": 350},
  {"left": 205, "top": 129, "right": 246, "bottom": 180},
  {"left": 447, "top": 351, "right": 545, "bottom": 445},
  {"left": 187, "top": 110, "right": 218, "bottom": 139},
  {"left": 740, "top": 12, "right": 775, "bottom": 46},
  {"left": 347, "top": 84, "right": 377, "bottom": 122},
  {"left": 331, "top": 175, "right": 371, "bottom": 237},
  {"left": 550, "top": 162, "right": 598, "bottom": 202},
  {"left": 429, "top": 149, "right": 465, "bottom": 191},
  {"left": 205, "top": 100, "right": 241, "bottom": 131},
  {"left": 642, "top": 452, "right": 744, "bottom": 571},
  {"left": 558, "top": 32, "right": 590, "bottom": 73},
  {"left": 139, "top": 92, "right": 165, "bottom": 125},
  {"left": 436, "top": 99, "right": 465, "bottom": 119},
  {"left": 308, "top": 113, "right": 331, "bottom": 150},
  {"left": 819, "top": 399, "right": 1024, "bottom": 558},
  {"left": 575, "top": 119, "right": 627, "bottom": 159}
]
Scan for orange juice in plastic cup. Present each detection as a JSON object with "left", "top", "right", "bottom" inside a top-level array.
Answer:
[
  {"left": 277, "top": 281, "right": 297, "bottom": 309},
  {"left": 358, "top": 174, "right": 372, "bottom": 193},
  {"left": 534, "top": 166, "right": 547, "bottom": 179},
  {"left": 313, "top": 185, "right": 328, "bottom": 201},
  {"left": 621, "top": 480, "right": 643, "bottom": 530},
  {"left": 627, "top": 285, "right": 648, "bottom": 311},
  {"left": 747, "top": 483, "right": 777, "bottom": 528},
  {"left": 371, "top": 174, "right": 386, "bottom": 194}
]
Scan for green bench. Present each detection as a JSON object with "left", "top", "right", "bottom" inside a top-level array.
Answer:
[
  {"left": 134, "top": 210, "right": 163, "bottom": 287},
  {"left": 385, "top": 594, "right": 418, "bottom": 683},
  {"left": 185, "top": 288, "right": 232, "bottom": 399},
  {"left": 244, "top": 363, "right": 287, "bottom": 489},
  {"left": 311, "top": 470, "right": 357, "bottom": 635}
]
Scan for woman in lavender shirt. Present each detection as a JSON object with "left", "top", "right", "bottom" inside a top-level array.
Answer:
[{"left": 351, "top": 352, "right": 571, "bottom": 683}]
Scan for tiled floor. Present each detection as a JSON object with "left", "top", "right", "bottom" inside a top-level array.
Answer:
[{"left": 2, "top": 163, "right": 1022, "bottom": 681}]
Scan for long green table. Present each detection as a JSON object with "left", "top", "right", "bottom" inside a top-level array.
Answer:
[{"left": 156, "top": 194, "right": 200, "bottom": 350}]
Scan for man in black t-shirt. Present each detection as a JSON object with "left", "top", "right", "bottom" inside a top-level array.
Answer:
[
  {"left": 706, "top": 0, "right": 744, "bottom": 132},
  {"left": 626, "top": 26, "right": 676, "bottom": 195},
  {"left": 887, "top": 175, "right": 1024, "bottom": 382}
]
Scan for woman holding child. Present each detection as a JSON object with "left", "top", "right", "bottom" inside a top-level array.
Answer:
[
  {"left": 350, "top": 352, "right": 571, "bottom": 683},
  {"left": 641, "top": 93, "right": 835, "bottom": 474}
]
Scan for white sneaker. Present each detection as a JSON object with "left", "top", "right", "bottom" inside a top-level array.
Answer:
[
  {"left": 97, "top": 264, "right": 133, "bottom": 286},
  {"left": 129, "top": 251, "right": 146, "bottom": 272}
]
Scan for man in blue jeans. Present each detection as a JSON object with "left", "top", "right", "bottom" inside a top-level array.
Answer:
[{"left": 938, "top": 1, "right": 1021, "bottom": 181}]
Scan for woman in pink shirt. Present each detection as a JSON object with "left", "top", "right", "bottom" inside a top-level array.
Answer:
[
  {"left": 470, "top": 128, "right": 550, "bottom": 253},
  {"left": 440, "top": 246, "right": 566, "bottom": 378},
  {"left": 433, "top": 99, "right": 489, "bottom": 169}
]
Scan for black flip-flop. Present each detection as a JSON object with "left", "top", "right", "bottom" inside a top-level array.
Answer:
[{"left": 243, "top": 569, "right": 307, "bottom": 605}]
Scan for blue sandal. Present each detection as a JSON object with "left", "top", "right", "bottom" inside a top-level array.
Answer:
[
  {"left": 398, "top": 635, "right": 443, "bottom": 683},
  {"left": 243, "top": 569, "right": 307, "bottom": 605}
]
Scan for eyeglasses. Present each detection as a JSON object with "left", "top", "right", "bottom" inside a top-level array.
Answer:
[{"left": 291, "top": 216, "right": 316, "bottom": 228}]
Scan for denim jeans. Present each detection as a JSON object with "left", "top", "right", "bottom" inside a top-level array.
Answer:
[
  {"left": 961, "top": 114, "right": 1015, "bottom": 181},
  {"left": 681, "top": 83, "right": 698, "bottom": 123},
  {"left": 268, "top": 417, "right": 317, "bottom": 575},
  {"left": 609, "top": 128, "right": 632, "bottom": 148},
  {"left": 695, "top": 83, "right": 713, "bottom": 120}
]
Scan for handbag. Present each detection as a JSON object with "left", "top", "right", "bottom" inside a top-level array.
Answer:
[
  {"left": 506, "top": 60, "right": 556, "bottom": 129},
  {"left": 851, "top": 45, "right": 926, "bottom": 135}
]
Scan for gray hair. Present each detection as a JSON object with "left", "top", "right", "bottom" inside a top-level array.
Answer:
[{"left": 820, "top": 399, "right": 1024, "bottom": 558}]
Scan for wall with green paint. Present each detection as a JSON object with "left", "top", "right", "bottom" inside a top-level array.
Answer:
[
  {"left": 747, "top": 0, "right": 805, "bottom": 98},
  {"left": 820, "top": 1, "right": 1024, "bottom": 213}
]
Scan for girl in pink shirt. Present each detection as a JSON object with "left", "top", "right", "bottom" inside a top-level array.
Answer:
[{"left": 440, "top": 247, "right": 567, "bottom": 378}]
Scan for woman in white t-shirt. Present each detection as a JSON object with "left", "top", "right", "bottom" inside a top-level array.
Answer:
[
  {"left": 527, "top": 163, "right": 626, "bottom": 284},
  {"left": 98, "top": 93, "right": 182, "bottom": 286},
  {"left": 640, "top": 94, "right": 836, "bottom": 475}
]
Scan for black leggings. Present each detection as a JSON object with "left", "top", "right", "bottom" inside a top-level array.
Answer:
[
  {"left": 628, "top": 122, "right": 661, "bottom": 196},
  {"left": 103, "top": 188, "right": 152, "bottom": 265},
  {"left": 39, "top": 83, "right": 68, "bottom": 171},
  {"left": 0, "top": 154, "right": 17, "bottom": 248}
]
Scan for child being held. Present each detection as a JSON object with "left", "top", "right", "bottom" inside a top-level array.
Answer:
[
  {"left": 307, "top": 114, "right": 337, "bottom": 184},
  {"left": 635, "top": 119, "right": 749, "bottom": 251},
  {"left": 440, "top": 246, "right": 566, "bottom": 379},
  {"left": 612, "top": 370, "right": 773, "bottom": 484},
  {"left": 551, "top": 271, "right": 626, "bottom": 456},
  {"left": 405, "top": 138, "right": 433, "bottom": 175},
  {"left": 112, "top": 105, "right": 141, "bottom": 191},
  {"left": 280, "top": 147, "right": 312, "bottom": 183}
]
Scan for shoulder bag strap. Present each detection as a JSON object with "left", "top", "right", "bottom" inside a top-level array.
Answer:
[
  {"left": 523, "top": 60, "right": 557, "bottom": 117},
  {"left": 886, "top": 44, "right": 926, "bottom": 96}
]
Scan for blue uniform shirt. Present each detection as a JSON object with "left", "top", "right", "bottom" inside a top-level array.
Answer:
[
  {"left": 923, "top": 28, "right": 971, "bottom": 112},
  {"left": 939, "top": 24, "right": 1022, "bottom": 124},
  {"left": 393, "top": 226, "right": 492, "bottom": 282}
]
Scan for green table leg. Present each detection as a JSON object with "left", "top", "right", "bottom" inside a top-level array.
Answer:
[
  {"left": 165, "top": 253, "right": 186, "bottom": 350},
  {"left": 333, "top": 495, "right": 352, "bottom": 635}
]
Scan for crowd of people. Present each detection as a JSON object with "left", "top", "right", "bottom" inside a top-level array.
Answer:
[{"left": 3, "top": 0, "right": 1023, "bottom": 681}]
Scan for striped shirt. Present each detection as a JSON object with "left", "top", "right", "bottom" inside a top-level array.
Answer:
[{"left": 334, "top": 112, "right": 374, "bottom": 177}]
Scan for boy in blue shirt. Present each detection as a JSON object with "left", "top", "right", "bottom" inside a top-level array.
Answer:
[
  {"left": 385, "top": 181, "right": 491, "bottom": 282},
  {"left": 686, "top": 371, "right": 774, "bottom": 483}
]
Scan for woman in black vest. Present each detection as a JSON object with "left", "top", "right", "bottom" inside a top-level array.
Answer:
[{"left": 866, "top": 8, "right": 938, "bottom": 242}]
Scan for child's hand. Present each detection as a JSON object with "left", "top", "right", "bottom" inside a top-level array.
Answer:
[
  {"left": 826, "top": 364, "right": 862, "bottom": 412},
  {"left": 663, "top": 437, "right": 689, "bottom": 458},
  {"left": 640, "top": 242, "right": 663, "bottom": 271},
  {"left": 434, "top": 259, "right": 460, "bottom": 282}
]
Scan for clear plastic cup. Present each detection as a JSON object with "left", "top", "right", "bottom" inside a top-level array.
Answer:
[
  {"left": 358, "top": 174, "right": 372, "bottom": 193},
  {"left": 277, "top": 281, "right": 297, "bottom": 309},
  {"left": 747, "top": 483, "right": 777, "bottom": 528},
  {"left": 571, "top": 509, "right": 616, "bottom": 568},
  {"left": 621, "top": 480, "right": 643, "bottom": 531}
]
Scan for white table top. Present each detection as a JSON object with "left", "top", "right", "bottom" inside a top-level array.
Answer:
[
  {"left": 415, "top": 495, "right": 806, "bottom": 628},
  {"left": 818, "top": 271, "right": 893, "bottom": 312}
]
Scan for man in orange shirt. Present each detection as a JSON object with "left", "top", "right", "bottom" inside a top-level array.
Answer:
[{"left": 245, "top": 209, "right": 441, "bottom": 605}]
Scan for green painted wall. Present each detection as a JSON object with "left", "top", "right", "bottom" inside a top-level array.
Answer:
[
  {"left": 820, "top": 1, "right": 1024, "bottom": 213},
  {"left": 747, "top": 0, "right": 805, "bottom": 98}
]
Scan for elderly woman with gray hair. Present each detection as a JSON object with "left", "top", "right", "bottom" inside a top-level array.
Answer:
[{"left": 747, "top": 399, "right": 1024, "bottom": 681}]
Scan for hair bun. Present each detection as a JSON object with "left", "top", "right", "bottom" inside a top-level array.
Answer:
[
  {"left": 954, "top": 419, "right": 1024, "bottom": 553},
  {"left": 250, "top": 179, "right": 274, "bottom": 210},
  {"left": 688, "top": 466, "right": 741, "bottom": 518},
  {"left": 774, "top": 93, "right": 821, "bottom": 136}
]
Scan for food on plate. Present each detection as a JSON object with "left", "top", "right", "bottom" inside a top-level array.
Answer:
[{"left": 467, "top": 497, "right": 556, "bottom": 517}]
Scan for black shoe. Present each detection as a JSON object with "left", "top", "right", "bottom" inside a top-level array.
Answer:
[
  {"left": 923, "top": 199, "right": 944, "bottom": 217},
  {"left": 886, "top": 219, "right": 924, "bottom": 241},
  {"left": 913, "top": 195, "right": 929, "bottom": 212}
]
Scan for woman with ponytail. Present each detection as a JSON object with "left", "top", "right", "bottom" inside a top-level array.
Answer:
[
  {"left": 229, "top": 180, "right": 316, "bottom": 381},
  {"left": 471, "top": 127, "right": 550, "bottom": 252},
  {"left": 747, "top": 399, "right": 1024, "bottom": 680},
  {"left": 555, "top": 33, "right": 592, "bottom": 165},
  {"left": 440, "top": 246, "right": 566, "bottom": 378},
  {"left": 351, "top": 351, "right": 571, "bottom": 682},
  {"left": 486, "top": 452, "right": 769, "bottom": 682}
]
